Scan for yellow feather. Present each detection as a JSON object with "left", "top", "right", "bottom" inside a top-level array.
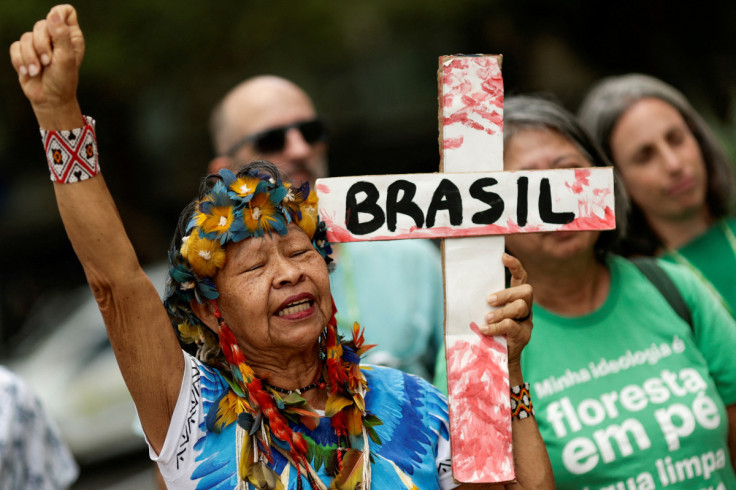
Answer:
[
  {"left": 352, "top": 392, "right": 365, "bottom": 412},
  {"left": 324, "top": 393, "right": 353, "bottom": 417},
  {"left": 247, "top": 461, "right": 284, "bottom": 490},
  {"left": 237, "top": 429, "right": 254, "bottom": 480},
  {"left": 331, "top": 449, "right": 364, "bottom": 490},
  {"left": 346, "top": 407, "right": 364, "bottom": 437},
  {"left": 216, "top": 391, "right": 249, "bottom": 430}
]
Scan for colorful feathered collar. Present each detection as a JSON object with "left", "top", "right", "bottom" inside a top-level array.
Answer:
[{"left": 213, "top": 307, "right": 382, "bottom": 490}]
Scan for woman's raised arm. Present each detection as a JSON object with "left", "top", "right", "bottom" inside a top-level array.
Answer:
[{"left": 9, "top": 5, "right": 183, "bottom": 453}]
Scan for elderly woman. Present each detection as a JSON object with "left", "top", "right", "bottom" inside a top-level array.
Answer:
[
  {"left": 437, "top": 95, "right": 736, "bottom": 488},
  {"left": 578, "top": 74, "right": 736, "bottom": 316},
  {"left": 10, "top": 6, "right": 553, "bottom": 489}
]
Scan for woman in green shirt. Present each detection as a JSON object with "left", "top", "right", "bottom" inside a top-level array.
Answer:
[
  {"left": 435, "top": 95, "right": 736, "bottom": 488},
  {"left": 579, "top": 74, "right": 736, "bottom": 315}
]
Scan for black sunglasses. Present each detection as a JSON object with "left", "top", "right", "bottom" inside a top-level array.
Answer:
[{"left": 225, "top": 119, "right": 328, "bottom": 157}]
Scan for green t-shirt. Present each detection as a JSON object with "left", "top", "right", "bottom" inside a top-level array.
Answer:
[
  {"left": 433, "top": 255, "right": 736, "bottom": 489},
  {"left": 662, "top": 217, "right": 736, "bottom": 317}
]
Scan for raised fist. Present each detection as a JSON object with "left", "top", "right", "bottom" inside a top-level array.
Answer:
[{"left": 9, "top": 4, "right": 85, "bottom": 125}]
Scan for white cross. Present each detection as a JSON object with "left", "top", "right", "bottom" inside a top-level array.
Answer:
[{"left": 316, "top": 54, "right": 615, "bottom": 483}]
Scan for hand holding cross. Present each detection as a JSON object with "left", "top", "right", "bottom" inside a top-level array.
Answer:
[{"left": 317, "top": 54, "right": 614, "bottom": 484}]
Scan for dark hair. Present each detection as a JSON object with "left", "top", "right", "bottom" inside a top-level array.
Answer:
[
  {"left": 578, "top": 73, "right": 734, "bottom": 256},
  {"left": 503, "top": 95, "right": 629, "bottom": 261}
]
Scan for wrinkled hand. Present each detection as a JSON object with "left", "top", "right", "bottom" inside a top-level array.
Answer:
[
  {"left": 9, "top": 4, "right": 85, "bottom": 124},
  {"left": 480, "top": 253, "right": 533, "bottom": 369}
]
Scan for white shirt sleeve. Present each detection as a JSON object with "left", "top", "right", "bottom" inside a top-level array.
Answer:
[
  {"left": 437, "top": 432, "right": 460, "bottom": 489},
  {"left": 145, "top": 353, "right": 204, "bottom": 489}
]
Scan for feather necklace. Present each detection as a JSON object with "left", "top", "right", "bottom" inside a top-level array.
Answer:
[{"left": 210, "top": 299, "right": 382, "bottom": 490}]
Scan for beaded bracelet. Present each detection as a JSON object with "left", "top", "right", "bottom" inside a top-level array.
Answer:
[
  {"left": 510, "top": 382, "right": 535, "bottom": 420},
  {"left": 40, "top": 115, "right": 100, "bottom": 183}
]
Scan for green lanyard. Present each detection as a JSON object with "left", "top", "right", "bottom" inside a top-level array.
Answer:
[{"left": 667, "top": 219, "right": 734, "bottom": 316}]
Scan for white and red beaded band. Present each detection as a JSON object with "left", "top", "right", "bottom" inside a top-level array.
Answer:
[
  {"left": 510, "top": 382, "right": 535, "bottom": 420},
  {"left": 40, "top": 115, "right": 100, "bottom": 183}
]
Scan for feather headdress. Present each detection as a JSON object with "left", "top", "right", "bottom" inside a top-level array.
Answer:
[{"left": 164, "top": 163, "right": 333, "bottom": 365}]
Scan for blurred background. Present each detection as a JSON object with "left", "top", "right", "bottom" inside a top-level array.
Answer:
[{"left": 1, "top": 0, "right": 735, "bottom": 487}]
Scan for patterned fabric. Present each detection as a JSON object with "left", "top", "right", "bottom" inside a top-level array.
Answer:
[
  {"left": 0, "top": 366, "right": 78, "bottom": 490},
  {"left": 151, "top": 352, "right": 457, "bottom": 489},
  {"left": 509, "top": 383, "right": 535, "bottom": 420},
  {"left": 40, "top": 115, "right": 99, "bottom": 183}
]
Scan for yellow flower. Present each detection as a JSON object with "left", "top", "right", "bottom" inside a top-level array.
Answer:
[
  {"left": 229, "top": 176, "right": 261, "bottom": 198},
  {"left": 280, "top": 182, "right": 305, "bottom": 216},
  {"left": 186, "top": 232, "right": 226, "bottom": 277},
  {"left": 194, "top": 204, "right": 235, "bottom": 237},
  {"left": 297, "top": 190, "right": 319, "bottom": 238},
  {"left": 242, "top": 192, "right": 282, "bottom": 234}
]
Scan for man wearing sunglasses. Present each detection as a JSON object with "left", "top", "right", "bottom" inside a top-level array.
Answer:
[
  {"left": 206, "top": 75, "right": 445, "bottom": 382},
  {"left": 208, "top": 75, "right": 328, "bottom": 187}
]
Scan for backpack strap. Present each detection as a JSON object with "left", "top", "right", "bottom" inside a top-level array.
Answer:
[{"left": 631, "top": 257, "right": 693, "bottom": 330}]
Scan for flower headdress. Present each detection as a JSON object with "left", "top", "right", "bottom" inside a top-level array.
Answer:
[
  {"left": 164, "top": 163, "right": 333, "bottom": 365},
  {"left": 163, "top": 162, "right": 381, "bottom": 489}
]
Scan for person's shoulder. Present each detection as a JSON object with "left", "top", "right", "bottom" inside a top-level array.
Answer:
[
  {"left": 0, "top": 365, "right": 38, "bottom": 406},
  {"left": 0, "top": 366, "right": 56, "bottom": 436},
  {"left": 649, "top": 256, "right": 702, "bottom": 290},
  {"left": 0, "top": 364, "right": 20, "bottom": 385},
  {"left": 363, "top": 364, "right": 447, "bottom": 400},
  {"left": 720, "top": 216, "right": 736, "bottom": 237},
  {"left": 363, "top": 363, "right": 427, "bottom": 378},
  {"left": 606, "top": 254, "right": 640, "bottom": 280},
  {"left": 617, "top": 254, "right": 702, "bottom": 298},
  {"left": 613, "top": 254, "right": 690, "bottom": 280},
  {"left": 181, "top": 351, "right": 229, "bottom": 390}
]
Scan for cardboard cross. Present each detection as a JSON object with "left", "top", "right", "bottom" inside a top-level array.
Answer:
[{"left": 316, "top": 54, "right": 615, "bottom": 483}]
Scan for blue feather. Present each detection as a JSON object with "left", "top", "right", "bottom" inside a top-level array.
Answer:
[
  {"left": 364, "top": 366, "right": 447, "bottom": 476},
  {"left": 237, "top": 412, "right": 255, "bottom": 432},
  {"left": 341, "top": 345, "right": 361, "bottom": 364},
  {"left": 191, "top": 365, "right": 238, "bottom": 488}
]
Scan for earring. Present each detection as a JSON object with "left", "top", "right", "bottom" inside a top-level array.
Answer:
[{"left": 211, "top": 300, "right": 227, "bottom": 330}]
